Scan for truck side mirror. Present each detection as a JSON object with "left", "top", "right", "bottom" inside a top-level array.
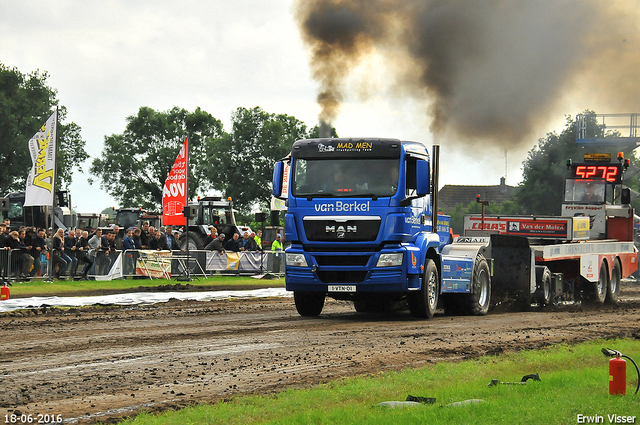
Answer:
[
  {"left": 416, "top": 160, "right": 430, "bottom": 196},
  {"left": 621, "top": 188, "right": 631, "bottom": 205},
  {"left": 272, "top": 161, "right": 284, "bottom": 197}
]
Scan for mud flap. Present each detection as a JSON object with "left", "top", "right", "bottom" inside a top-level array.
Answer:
[{"left": 490, "top": 235, "right": 534, "bottom": 305}]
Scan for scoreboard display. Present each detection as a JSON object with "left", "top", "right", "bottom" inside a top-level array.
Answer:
[{"left": 571, "top": 163, "right": 623, "bottom": 184}]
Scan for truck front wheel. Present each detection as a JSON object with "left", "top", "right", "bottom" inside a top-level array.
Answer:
[
  {"left": 409, "top": 259, "right": 439, "bottom": 319},
  {"left": 294, "top": 291, "right": 325, "bottom": 316}
]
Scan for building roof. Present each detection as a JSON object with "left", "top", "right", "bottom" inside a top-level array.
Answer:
[{"left": 438, "top": 177, "right": 516, "bottom": 212}]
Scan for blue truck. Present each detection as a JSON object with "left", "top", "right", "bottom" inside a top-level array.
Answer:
[{"left": 272, "top": 138, "right": 492, "bottom": 318}]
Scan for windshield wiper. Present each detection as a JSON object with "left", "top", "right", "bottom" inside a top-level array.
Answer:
[
  {"left": 303, "top": 192, "right": 337, "bottom": 200},
  {"left": 354, "top": 192, "right": 379, "bottom": 200}
]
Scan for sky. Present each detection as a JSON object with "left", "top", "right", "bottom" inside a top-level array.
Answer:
[{"left": 1, "top": 1, "right": 638, "bottom": 214}]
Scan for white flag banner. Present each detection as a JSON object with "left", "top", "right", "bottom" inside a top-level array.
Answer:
[
  {"left": 94, "top": 252, "right": 124, "bottom": 281},
  {"left": 24, "top": 110, "right": 57, "bottom": 207}
]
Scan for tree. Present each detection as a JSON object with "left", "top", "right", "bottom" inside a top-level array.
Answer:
[
  {"left": 516, "top": 113, "right": 601, "bottom": 215},
  {"left": 0, "top": 63, "right": 88, "bottom": 194},
  {"left": 308, "top": 123, "right": 338, "bottom": 138},
  {"left": 90, "top": 106, "right": 225, "bottom": 210},
  {"left": 206, "top": 107, "right": 309, "bottom": 213}
]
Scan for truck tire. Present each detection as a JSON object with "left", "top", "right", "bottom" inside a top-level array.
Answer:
[
  {"left": 606, "top": 259, "right": 621, "bottom": 305},
  {"left": 179, "top": 232, "right": 205, "bottom": 250},
  {"left": 294, "top": 291, "right": 325, "bottom": 316},
  {"left": 461, "top": 255, "right": 491, "bottom": 316},
  {"left": 408, "top": 259, "right": 439, "bottom": 319},
  {"left": 535, "top": 267, "right": 553, "bottom": 306},
  {"left": 588, "top": 260, "right": 608, "bottom": 304}
]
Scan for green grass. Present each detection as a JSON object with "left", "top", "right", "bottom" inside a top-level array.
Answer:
[
  {"left": 7, "top": 275, "right": 284, "bottom": 297},
  {"left": 123, "top": 339, "right": 640, "bottom": 425}
]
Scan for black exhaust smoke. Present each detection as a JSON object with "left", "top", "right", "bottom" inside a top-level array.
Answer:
[
  {"left": 319, "top": 121, "right": 332, "bottom": 138},
  {"left": 296, "top": 0, "right": 640, "bottom": 147}
]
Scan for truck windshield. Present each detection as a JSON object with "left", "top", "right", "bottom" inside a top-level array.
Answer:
[
  {"left": 292, "top": 158, "right": 400, "bottom": 198},
  {"left": 564, "top": 179, "right": 606, "bottom": 204}
]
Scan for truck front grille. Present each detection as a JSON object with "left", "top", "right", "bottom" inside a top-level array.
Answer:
[
  {"left": 314, "top": 255, "right": 370, "bottom": 266},
  {"left": 303, "top": 217, "right": 380, "bottom": 242},
  {"left": 317, "top": 270, "right": 368, "bottom": 284}
]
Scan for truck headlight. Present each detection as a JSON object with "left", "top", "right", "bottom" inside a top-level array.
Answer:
[
  {"left": 286, "top": 253, "right": 308, "bottom": 267},
  {"left": 376, "top": 253, "right": 403, "bottom": 267}
]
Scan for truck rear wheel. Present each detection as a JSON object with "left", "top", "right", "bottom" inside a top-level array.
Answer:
[
  {"left": 294, "top": 291, "right": 325, "bottom": 316},
  {"left": 588, "top": 260, "right": 608, "bottom": 304},
  {"left": 535, "top": 267, "right": 553, "bottom": 306},
  {"left": 461, "top": 255, "right": 491, "bottom": 316},
  {"left": 606, "top": 259, "right": 621, "bottom": 305},
  {"left": 408, "top": 259, "right": 439, "bottom": 319}
]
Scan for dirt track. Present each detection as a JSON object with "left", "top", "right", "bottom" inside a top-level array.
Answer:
[{"left": 1, "top": 282, "right": 640, "bottom": 424}]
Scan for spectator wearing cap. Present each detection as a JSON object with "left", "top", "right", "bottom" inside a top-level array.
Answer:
[
  {"left": 271, "top": 234, "right": 283, "bottom": 252},
  {"left": 205, "top": 233, "right": 226, "bottom": 254}
]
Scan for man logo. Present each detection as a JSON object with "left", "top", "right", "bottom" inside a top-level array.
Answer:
[{"left": 326, "top": 225, "right": 357, "bottom": 238}]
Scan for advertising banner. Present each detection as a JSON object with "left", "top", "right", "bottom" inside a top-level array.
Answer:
[
  {"left": 162, "top": 137, "right": 188, "bottom": 226},
  {"left": 136, "top": 250, "right": 172, "bottom": 278},
  {"left": 24, "top": 111, "right": 57, "bottom": 207}
]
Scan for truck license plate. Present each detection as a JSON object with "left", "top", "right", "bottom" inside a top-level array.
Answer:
[{"left": 328, "top": 285, "right": 356, "bottom": 292}]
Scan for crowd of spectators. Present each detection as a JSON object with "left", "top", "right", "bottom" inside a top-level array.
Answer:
[
  {"left": 203, "top": 227, "right": 265, "bottom": 254},
  {"left": 0, "top": 217, "right": 281, "bottom": 281},
  {"left": 0, "top": 219, "right": 187, "bottom": 281}
]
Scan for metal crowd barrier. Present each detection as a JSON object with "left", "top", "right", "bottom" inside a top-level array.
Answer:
[
  {"left": 0, "top": 249, "right": 12, "bottom": 282},
  {"left": 121, "top": 249, "right": 285, "bottom": 279},
  {"left": 0, "top": 249, "right": 38, "bottom": 282},
  {"left": 0, "top": 247, "right": 286, "bottom": 281}
]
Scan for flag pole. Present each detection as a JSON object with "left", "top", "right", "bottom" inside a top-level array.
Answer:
[{"left": 47, "top": 108, "right": 58, "bottom": 280}]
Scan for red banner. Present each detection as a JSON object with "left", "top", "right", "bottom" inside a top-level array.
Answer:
[{"left": 162, "top": 137, "right": 188, "bottom": 226}]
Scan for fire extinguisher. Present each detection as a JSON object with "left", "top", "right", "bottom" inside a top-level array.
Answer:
[
  {"left": 0, "top": 283, "right": 9, "bottom": 301},
  {"left": 602, "top": 348, "right": 640, "bottom": 395}
]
